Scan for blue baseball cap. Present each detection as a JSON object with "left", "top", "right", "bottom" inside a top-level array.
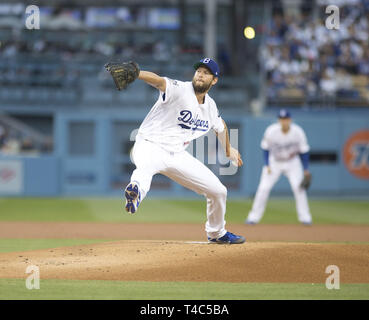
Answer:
[
  {"left": 194, "top": 58, "right": 220, "bottom": 77},
  {"left": 278, "top": 109, "right": 291, "bottom": 119}
]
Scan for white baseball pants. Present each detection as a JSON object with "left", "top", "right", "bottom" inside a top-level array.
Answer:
[
  {"left": 247, "top": 156, "right": 312, "bottom": 224},
  {"left": 129, "top": 137, "right": 228, "bottom": 239}
]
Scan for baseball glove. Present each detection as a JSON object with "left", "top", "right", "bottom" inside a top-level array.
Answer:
[
  {"left": 300, "top": 172, "right": 312, "bottom": 190},
  {"left": 104, "top": 61, "right": 140, "bottom": 90}
]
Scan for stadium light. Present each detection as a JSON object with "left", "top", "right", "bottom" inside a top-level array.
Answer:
[{"left": 243, "top": 26, "right": 255, "bottom": 39}]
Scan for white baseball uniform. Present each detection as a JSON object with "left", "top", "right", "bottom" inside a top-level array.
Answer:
[
  {"left": 130, "top": 77, "right": 228, "bottom": 239},
  {"left": 246, "top": 122, "right": 312, "bottom": 224}
]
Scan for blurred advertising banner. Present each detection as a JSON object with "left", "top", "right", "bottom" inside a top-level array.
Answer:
[
  {"left": 343, "top": 130, "right": 369, "bottom": 180},
  {"left": 0, "top": 160, "right": 23, "bottom": 195}
]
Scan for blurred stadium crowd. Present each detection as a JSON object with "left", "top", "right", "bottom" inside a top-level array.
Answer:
[
  {"left": 0, "top": 0, "right": 369, "bottom": 157},
  {"left": 0, "top": 121, "right": 52, "bottom": 155},
  {"left": 264, "top": 0, "right": 369, "bottom": 106},
  {"left": 0, "top": 4, "right": 202, "bottom": 66},
  {"left": 0, "top": 124, "right": 35, "bottom": 155},
  {"left": 0, "top": 2, "right": 222, "bottom": 111}
]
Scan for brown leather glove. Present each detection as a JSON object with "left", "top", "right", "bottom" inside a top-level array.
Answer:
[
  {"left": 104, "top": 61, "right": 140, "bottom": 90},
  {"left": 300, "top": 171, "right": 312, "bottom": 190}
]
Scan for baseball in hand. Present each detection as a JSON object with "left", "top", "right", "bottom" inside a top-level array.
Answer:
[{"left": 231, "top": 160, "right": 238, "bottom": 166}]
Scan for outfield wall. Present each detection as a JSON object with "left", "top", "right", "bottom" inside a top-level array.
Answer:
[{"left": 0, "top": 110, "right": 368, "bottom": 197}]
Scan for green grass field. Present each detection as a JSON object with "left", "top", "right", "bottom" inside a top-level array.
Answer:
[
  {"left": 0, "top": 197, "right": 368, "bottom": 300},
  {"left": 0, "top": 279, "right": 367, "bottom": 300},
  {"left": 0, "top": 239, "right": 114, "bottom": 253},
  {"left": 1, "top": 197, "right": 369, "bottom": 225}
]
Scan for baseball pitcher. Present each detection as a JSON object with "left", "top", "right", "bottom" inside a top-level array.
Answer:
[
  {"left": 105, "top": 58, "right": 245, "bottom": 244},
  {"left": 245, "top": 109, "right": 313, "bottom": 225}
]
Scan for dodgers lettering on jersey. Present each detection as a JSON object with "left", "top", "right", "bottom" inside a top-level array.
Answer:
[
  {"left": 177, "top": 110, "right": 209, "bottom": 131},
  {"left": 261, "top": 123, "right": 310, "bottom": 161},
  {"left": 137, "top": 77, "right": 224, "bottom": 153}
]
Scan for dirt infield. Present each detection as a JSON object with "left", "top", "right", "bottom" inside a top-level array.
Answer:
[
  {"left": 1, "top": 222, "right": 369, "bottom": 242},
  {"left": 0, "top": 222, "right": 369, "bottom": 283},
  {"left": 0, "top": 240, "right": 368, "bottom": 283}
]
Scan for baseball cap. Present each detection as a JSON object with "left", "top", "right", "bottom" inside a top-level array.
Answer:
[
  {"left": 194, "top": 58, "right": 220, "bottom": 77},
  {"left": 278, "top": 109, "right": 291, "bottom": 119}
]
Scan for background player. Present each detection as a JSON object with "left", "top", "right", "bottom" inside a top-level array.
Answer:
[
  {"left": 245, "top": 109, "right": 312, "bottom": 225},
  {"left": 123, "top": 58, "right": 245, "bottom": 244}
]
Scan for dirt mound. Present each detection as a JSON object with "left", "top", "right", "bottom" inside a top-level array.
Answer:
[{"left": 1, "top": 241, "right": 368, "bottom": 283}]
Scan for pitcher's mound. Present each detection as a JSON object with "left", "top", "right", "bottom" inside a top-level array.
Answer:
[{"left": 1, "top": 241, "right": 368, "bottom": 283}]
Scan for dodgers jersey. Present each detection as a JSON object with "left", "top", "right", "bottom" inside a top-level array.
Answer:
[
  {"left": 137, "top": 77, "right": 225, "bottom": 153},
  {"left": 261, "top": 123, "right": 310, "bottom": 161}
]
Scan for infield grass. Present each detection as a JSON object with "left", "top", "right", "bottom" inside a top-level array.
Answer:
[
  {"left": 0, "top": 279, "right": 368, "bottom": 300},
  {"left": 0, "top": 239, "right": 113, "bottom": 253},
  {"left": 0, "top": 198, "right": 368, "bottom": 225}
]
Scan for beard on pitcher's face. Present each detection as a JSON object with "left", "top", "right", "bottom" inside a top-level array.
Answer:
[{"left": 192, "top": 77, "right": 213, "bottom": 93}]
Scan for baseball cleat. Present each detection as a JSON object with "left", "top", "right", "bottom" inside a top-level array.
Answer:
[
  {"left": 124, "top": 183, "right": 141, "bottom": 214},
  {"left": 245, "top": 219, "right": 257, "bottom": 225},
  {"left": 208, "top": 231, "right": 246, "bottom": 244}
]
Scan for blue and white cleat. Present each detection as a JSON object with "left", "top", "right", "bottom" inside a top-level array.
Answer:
[
  {"left": 124, "top": 183, "right": 141, "bottom": 214},
  {"left": 208, "top": 231, "right": 246, "bottom": 244},
  {"left": 245, "top": 219, "right": 257, "bottom": 225}
]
